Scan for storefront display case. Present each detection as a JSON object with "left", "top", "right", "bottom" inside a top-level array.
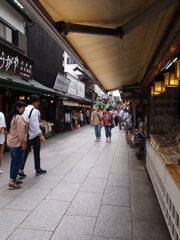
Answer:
[{"left": 147, "top": 127, "right": 180, "bottom": 240}]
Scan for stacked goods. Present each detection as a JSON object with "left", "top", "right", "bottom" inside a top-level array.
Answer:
[{"left": 150, "top": 126, "right": 180, "bottom": 166}]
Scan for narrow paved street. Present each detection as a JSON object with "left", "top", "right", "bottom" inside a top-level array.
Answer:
[{"left": 0, "top": 125, "right": 171, "bottom": 240}]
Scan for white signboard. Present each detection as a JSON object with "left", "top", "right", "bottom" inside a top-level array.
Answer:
[
  {"left": 68, "top": 77, "right": 85, "bottom": 98},
  {"left": 53, "top": 73, "right": 70, "bottom": 93}
]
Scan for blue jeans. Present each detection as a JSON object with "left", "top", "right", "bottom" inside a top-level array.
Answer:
[
  {"left": 94, "top": 124, "right": 101, "bottom": 139},
  {"left": 9, "top": 146, "right": 23, "bottom": 181},
  {"left": 105, "top": 126, "right": 111, "bottom": 138}
]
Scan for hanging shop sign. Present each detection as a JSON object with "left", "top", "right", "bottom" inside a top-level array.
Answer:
[
  {"left": 67, "top": 75, "right": 85, "bottom": 98},
  {"left": 53, "top": 73, "right": 70, "bottom": 93},
  {"left": 0, "top": 43, "right": 34, "bottom": 80}
]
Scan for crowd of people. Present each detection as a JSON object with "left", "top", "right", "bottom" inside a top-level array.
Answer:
[
  {"left": 0, "top": 97, "right": 132, "bottom": 190},
  {"left": 90, "top": 104, "right": 133, "bottom": 142}
]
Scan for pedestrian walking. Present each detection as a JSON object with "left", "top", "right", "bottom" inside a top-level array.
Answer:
[
  {"left": 86, "top": 110, "right": 89, "bottom": 124},
  {"left": 91, "top": 103, "right": 103, "bottom": 141},
  {"left": 124, "top": 107, "right": 133, "bottom": 140},
  {"left": 19, "top": 95, "right": 46, "bottom": 178},
  {"left": 119, "top": 107, "right": 124, "bottom": 130},
  {"left": 6, "top": 101, "right": 27, "bottom": 189},
  {"left": 102, "top": 107, "right": 116, "bottom": 143},
  {"left": 79, "top": 111, "right": 83, "bottom": 127},
  {"left": 0, "top": 111, "right": 6, "bottom": 174},
  {"left": 115, "top": 109, "right": 119, "bottom": 126}
]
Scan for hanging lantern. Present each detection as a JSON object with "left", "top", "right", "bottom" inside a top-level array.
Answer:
[
  {"left": 154, "top": 81, "right": 166, "bottom": 93},
  {"left": 150, "top": 86, "right": 160, "bottom": 96},
  {"left": 164, "top": 72, "right": 179, "bottom": 87},
  {"left": 175, "top": 60, "right": 180, "bottom": 79}
]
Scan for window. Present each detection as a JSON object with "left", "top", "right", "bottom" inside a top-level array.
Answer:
[
  {"left": 0, "top": 22, "right": 13, "bottom": 43},
  {"left": 66, "top": 54, "right": 76, "bottom": 64}
]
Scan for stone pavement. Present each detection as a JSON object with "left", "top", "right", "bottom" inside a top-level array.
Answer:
[{"left": 0, "top": 125, "right": 171, "bottom": 240}]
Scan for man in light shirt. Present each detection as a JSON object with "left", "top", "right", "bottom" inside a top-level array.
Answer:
[
  {"left": 0, "top": 111, "right": 6, "bottom": 174},
  {"left": 19, "top": 95, "right": 46, "bottom": 177},
  {"left": 119, "top": 107, "right": 124, "bottom": 130}
]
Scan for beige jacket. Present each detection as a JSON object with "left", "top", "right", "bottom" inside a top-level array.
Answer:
[
  {"left": 7, "top": 115, "right": 27, "bottom": 147},
  {"left": 91, "top": 111, "right": 103, "bottom": 125}
]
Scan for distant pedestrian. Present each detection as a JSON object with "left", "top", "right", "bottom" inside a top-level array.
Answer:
[
  {"left": 119, "top": 107, "right": 124, "bottom": 130},
  {"left": 86, "top": 110, "right": 89, "bottom": 124},
  {"left": 19, "top": 95, "right": 46, "bottom": 178},
  {"left": 0, "top": 111, "right": 6, "bottom": 174},
  {"left": 115, "top": 109, "right": 119, "bottom": 126},
  {"left": 91, "top": 103, "right": 103, "bottom": 141},
  {"left": 6, "top": 101, "right": 27, "bottom": 189},
  {"left": 102, "top": 107, "right": 116, "bottom": 143},
  {"left": 79, "top": 111, "right": 83, "bottom": 127},
  {"left": 124, "top": 107, "right": 133, "bottom": 140}
]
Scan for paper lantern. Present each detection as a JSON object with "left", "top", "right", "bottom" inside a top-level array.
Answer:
[{"left": 164, "top": 72, "right": 179, "bottom": 87}]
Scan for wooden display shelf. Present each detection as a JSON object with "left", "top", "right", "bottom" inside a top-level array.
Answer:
[
  {"left": 166, "top": 163, "right": 180, "bottom": 189},
  {"left": 148, "top": 139, "right": 180, "bottom": 189}
]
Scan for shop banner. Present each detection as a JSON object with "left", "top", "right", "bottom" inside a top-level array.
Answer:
[
  {"left": 68, "top": 77, "right": 85, "bottom": 98},
  {"left": 0, "top": 43, "right": 34, "bottom": 80},
  {"left": 53, "top": 73, "right": 70, "bottom": 93}
]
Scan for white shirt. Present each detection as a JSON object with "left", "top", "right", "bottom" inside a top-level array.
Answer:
[
  {"left": 119, "top": 109, "right": 124, "bottom": 118},
  {"left": 0, "top": 112, "right": 6, "bottom": 144},
  {"left": 22, "top": 105, "right": 42, "bottom": 140},
  {"left": 86, "top": 110, "right": 89, "bottom": 117},
  {"left": 80, "top": 113, "right": 83, "bottom": 121},
  {"left": 123, "top": 112, "right": 132, "bottom": 127}
]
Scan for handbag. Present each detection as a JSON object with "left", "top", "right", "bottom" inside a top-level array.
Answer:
[{"left": 111, "top": 122, "right": 114, "bottom": 128}]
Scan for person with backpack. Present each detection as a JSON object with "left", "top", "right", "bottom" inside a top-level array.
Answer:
[{"left": 18, "top": 95, "right": 46, "bottom": 178}]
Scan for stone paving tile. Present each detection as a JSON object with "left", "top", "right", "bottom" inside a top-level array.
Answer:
[
  {"left": 88, "top": 167, "right": 110, "bottom": 179},
  {"left": 20, "top": 199, "right": 70, "bottom": 231},
  {"left": 131, "top": 196, "right": 165, "bottom": 224},
  {"left": 107, "top": 173, "right": 129, "bottom": 187},
  {"left": 94, "top": 205, "right": 132, "bottom": 239},
  {"left": 0, "top": 209, "right": 30, "bottom": 240},
  {"left": 130, "top": 180, "right": 156, "bottom": 197},
  {"left": 46, "top": 182, "right": 81, "bottom": 201},
  {"left": 94, "top": 158, "right": 113, "bottom": 169},
  {"left": 130, "top": 169, "right": 149, "bottom": 181},
  {"left": 30, "top": 174, "right": 64, "bottom": 189},
  {"left": 0, "top": 196, "right": 15, "bottom": 209},
  {"left": 51, "top": 215, "right": 96, "bottom": 240},
  {"left": 80, "top": 177, "right": 107, "bottom": 194},
  {"left": 110, "top": 165, "right": 129, "bottom": 174},
  {"left": 132, "top": 222, "right": 171, "bottom": 240},
  {"left": 8, "top": 228, "right": 52, "bottom": 240},
  {"left": 67, "top": 192, "right": 103, "bottom": 217},
  {"left": 102, "top": 185, "right": 130, "bottom": 207},
  {"left": 92, "top": 237, "right": 123, "bottom": 240},
  {"left": 62, "top": 170, "right": 88, "bottom": 184},
  {"left": 4, "top": 188, "right": 50, "bottom": 211}
]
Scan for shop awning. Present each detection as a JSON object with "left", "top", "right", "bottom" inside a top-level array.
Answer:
[
  {"left": 0, "top": 71, "right": 61, "bottom": 96},
  {"left": 18, "top": 0, "right": 180, "bottom": 92},
  {"left": 63, "top": 100, "right": 79, "bottom": 106}
]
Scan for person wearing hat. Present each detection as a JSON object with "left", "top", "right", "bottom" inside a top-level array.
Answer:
[
  {"left": 19, "top": 95, "right": 46, "bottom": 177},
  {"left": 91, "top": 103, "right": 103, "bottom": 141}
]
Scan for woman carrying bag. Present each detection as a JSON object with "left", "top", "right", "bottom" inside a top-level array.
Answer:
[
  {"left": 6, "top": 101, "right": 27, "bottom": 190},
  {"left": 102, "top": 104, "right": 116, "bottom": 143}
]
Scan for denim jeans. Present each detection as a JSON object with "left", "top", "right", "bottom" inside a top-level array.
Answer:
[
  {"left": 20, "top": 136, "right": 41, "bottom": 171},
  {"left": 94, "top": 124, "right": 101, "bottom": 139},
  {"left": 9, "top": 146, "right": 23, "bottom": 181},
  {"left": 104, "top": 126, "right": 111, "bottom": 138}
]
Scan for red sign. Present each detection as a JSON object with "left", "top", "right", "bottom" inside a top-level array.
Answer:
[{"left": 0, "top": 43, "right": 34, "bottom": 80}]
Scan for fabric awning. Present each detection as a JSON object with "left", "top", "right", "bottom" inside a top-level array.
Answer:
[
  {"left": 63, "top": 100, "right": 79, "bottom": 106},
  {"left": 18, "top": 0, "right": 180, "bottom": 92}
]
